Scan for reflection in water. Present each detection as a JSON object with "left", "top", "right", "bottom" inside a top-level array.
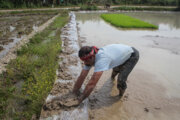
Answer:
[
  {"left": 10, "top": 26, "right": 15, "bottom": 32},
  {"left": 0, "top": 35, "right": 25, "bottom": 59},
  {"left": 33, "top": 25, "right": 38, "bottom": 31},
  {"left": 76, "top": 13, "right": 102, "bottom": 24},
  {"left": 124, "top": 12, "right": 180, "bottom": 29}
]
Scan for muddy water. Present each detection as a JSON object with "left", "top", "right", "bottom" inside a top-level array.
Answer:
[{"left": 75, "top": 11, "right": 180, "bottom": 120}]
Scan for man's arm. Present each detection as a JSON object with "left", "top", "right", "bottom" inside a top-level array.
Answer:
[
  {"left": 78, "top": 71, "right": 103, "bottom": 103},
  {"left": 73, "top": 69, "right": 89, "bottom": 94}
]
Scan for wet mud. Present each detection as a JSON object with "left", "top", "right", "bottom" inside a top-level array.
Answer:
[
  {"left": 144, "top": 35, "right": 180, "bottom": 55},
  {"left": 40, "top": 13, "right": 86, "bottom": 119},
  {"left": 43, "top": 84, "right": 79, "bottom": 111}
]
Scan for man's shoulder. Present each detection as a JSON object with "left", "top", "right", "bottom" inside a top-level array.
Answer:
[{"left": 96, "top": 49, "right": 109, "bottom": 59}]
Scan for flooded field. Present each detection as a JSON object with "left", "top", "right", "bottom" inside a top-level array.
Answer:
[
  {"left": 75, "top": 11, "right": 180, "bottom": 120},
  {"left": 0, "top": 12, "right": 58, "bottom": 58}
]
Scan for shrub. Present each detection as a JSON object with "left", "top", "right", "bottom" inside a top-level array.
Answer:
[{"left": 80, "top": 4, "right": 98, "bottom": 10}]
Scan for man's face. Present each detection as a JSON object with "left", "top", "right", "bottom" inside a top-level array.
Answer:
[{"left": 84, "top": 57, "right": 95, "bottom": 66}]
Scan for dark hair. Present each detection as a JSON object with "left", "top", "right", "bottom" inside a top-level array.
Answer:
[{"left": 78, "top": 46, "right": 93, "bottom": 58}]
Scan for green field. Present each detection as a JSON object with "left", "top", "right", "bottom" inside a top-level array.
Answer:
[{"left": 101, "top": 14, "right": 158, "bottom": 29}]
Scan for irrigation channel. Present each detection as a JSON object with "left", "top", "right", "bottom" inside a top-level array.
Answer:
[{"left": 40, "top": 11, "right": 180, "bottom": 120}]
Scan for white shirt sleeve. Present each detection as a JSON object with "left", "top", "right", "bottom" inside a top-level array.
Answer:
[{"left": 83, "top": 65, "right": 92, "bottom": 70}]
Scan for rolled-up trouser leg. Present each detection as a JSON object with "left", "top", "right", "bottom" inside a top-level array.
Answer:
[{"left": 117, "top": 47, "right": 139, "bottom": 96}]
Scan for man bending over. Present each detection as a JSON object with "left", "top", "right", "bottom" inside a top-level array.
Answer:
[{"left": 73, "top": 44, "right": 139, "bottom": 103}]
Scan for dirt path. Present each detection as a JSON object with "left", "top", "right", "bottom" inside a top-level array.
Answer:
[{"left": 0, "top": 13, "right": 59, "bottom": 74}]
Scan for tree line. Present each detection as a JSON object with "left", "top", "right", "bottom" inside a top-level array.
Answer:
[{"left": 0, "top": 0, "right": 180, "bottom": 9}]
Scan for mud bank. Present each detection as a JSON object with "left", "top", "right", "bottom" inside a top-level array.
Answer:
[
  {"left": 40, "top": 13, "right": 88, "bottom": 120},
  {"left": 0, "top": 12, "right": 59, "bottom": 73}
]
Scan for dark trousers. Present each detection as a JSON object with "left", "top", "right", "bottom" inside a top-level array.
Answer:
[{"left": 111, "top": 47, "right": 139, "bottom": 91}]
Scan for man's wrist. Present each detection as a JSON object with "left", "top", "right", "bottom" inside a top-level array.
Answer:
[{"left": 78, "top": 95, "right": 85, "bottom": 103}]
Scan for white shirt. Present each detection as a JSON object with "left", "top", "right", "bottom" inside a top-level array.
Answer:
[{"left": 83, "top": 44, "right": 134, "bottom": 72}]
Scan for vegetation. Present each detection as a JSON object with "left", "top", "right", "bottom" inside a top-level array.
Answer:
[
  {"left": 0, "top": 9, "right": 62, "bottom": 16},
  {"left": 113, "top": 6, "right": 179, "bottom": 11},
  {"left": 112, "top": 0, "right": 179, "bottom": 6},
  {"left": 0, "top": 0, "right": 179, "bottom": 9},
  {"left": 80, "top": 4, "right": 98, "bottom": 10},
  {"left": 0, "top": 10, "right": 68, "bottom": 119},
  {"left": 101, "top": 14, "right": 158, "bottom": 29}
]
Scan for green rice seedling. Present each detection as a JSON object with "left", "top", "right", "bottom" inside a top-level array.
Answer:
[{"left": 101, "top": 14, "right": 158, "bottom": 29}]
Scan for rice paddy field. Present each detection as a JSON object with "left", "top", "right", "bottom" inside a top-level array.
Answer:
[
  {"left": 76, "top": 11, "right": 180, "bottom": 120},
  {"left": 101, "top": 14, "right": 158, "bottom": 29},
  {"left": 0, "top": 11, "right": 68, "bottom": 119}
]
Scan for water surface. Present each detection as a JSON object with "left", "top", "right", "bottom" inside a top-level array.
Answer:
[{"left": 75, "top": 11, "right": 180, "bottom": 120}]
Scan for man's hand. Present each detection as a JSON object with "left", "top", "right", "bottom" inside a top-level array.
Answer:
[
  {"left": 78, "top": 71, "right": 103, "bottom": 103},
  {"left": 78, "top": 95, "right": 83, "bottom": 104},
  {"left": 73, "top": 69, "right": 89, "bottom": 94}
]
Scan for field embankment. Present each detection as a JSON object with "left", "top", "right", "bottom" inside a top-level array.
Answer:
[
  {"left": 0, "top": 10, "right": 68, "bottom": 119},
  {"left": 112, "top": 6, "right": 180, "bottom": 11}
]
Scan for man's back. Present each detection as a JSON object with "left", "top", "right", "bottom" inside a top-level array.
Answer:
[
  {"left": 74, "top": 44, "right": 139, "bottom": 102},
  {"left": 84, "top": 44, "right": 134, "bottom": 72}
]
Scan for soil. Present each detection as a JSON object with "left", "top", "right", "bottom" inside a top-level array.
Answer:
[
  {"left": 50, "top": 82, "right": 73, "bottom": 96},
  {"left": 44, "top": 92, "right": 79, "bottom": 111},
  {"left": 41, "top": 82, "right": 80, "bottom": 118}
]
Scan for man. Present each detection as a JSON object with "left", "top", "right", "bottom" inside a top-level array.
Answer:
[{"left": 73, "top": 44, "right": 139, "bottom": 103}]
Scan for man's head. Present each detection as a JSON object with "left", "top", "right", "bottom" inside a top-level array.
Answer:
[{"left": 78, "top": 46, "right": 98, "bottom": 66}]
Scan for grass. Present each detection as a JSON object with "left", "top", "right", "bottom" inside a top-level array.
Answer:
[
  {"left": 101, "top": 14, "right": 158, "bottom": 29},
  {"left": 0, "top": 10, "right": 62, "bottom": 16},
  {"left": 80, "top": 5, "right": 99, "bottom": 10},
  {"left": 0, "top": 10, "right": 68, "bottom": 119}
]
